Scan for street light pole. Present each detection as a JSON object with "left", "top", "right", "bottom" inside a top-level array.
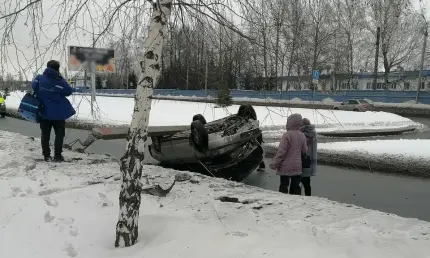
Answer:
[
  {"left": 373, "top": 27, "right": 381, "bottom": 90},
  {"left": 416, "top": 27, "right": 428, "bottom": 104},
  {"left": 90, "top": 36, "right": 96, "bottom": 118}
]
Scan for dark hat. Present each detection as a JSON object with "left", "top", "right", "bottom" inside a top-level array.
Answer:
[{"left": 47, "top": 60, "right": 60, "bottom": 72}]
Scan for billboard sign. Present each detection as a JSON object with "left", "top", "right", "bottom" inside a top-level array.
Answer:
[{"left": 68, "top": 46, "right": 115, "bottom": 72}]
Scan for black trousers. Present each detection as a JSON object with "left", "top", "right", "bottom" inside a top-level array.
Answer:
[
  {"left": 40, "top": 119, "right": 65, "bottom": 157},
  {"left": 279, "top": 175, "right": 301, "bottom": 195},
  {"left": 301, "top": 177, "right": 311, "bottom": 196}
]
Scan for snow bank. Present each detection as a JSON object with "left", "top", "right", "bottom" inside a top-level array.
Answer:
[
  {"left": 319, "top": 139, "right": 430, "bottom": 158},
  {"left": 264, "top": 139, "right": 430, "bottom": 178},
  {"left": 151, "top": 94, "right": 430, "bottom": 116},
  {"left": 41, "top": 90, "right": 430, "bottom": 111},
  {"left": 151, "top": 93, "right": 430, "bottom": 109},
  {"left": 1, "top": 130, "right": 430, "bottom": 258},
  {"left": 6, "top": 91, "right": 423, "bottom": 136}
]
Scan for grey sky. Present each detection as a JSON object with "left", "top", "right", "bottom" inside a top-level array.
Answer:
[{"left": 1, "top": 0, "right": 151, "bottom": 79}]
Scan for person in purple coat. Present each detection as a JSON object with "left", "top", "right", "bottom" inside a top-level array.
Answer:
[{"left": 270, "top": 113, "right": 308, "bottom": 195}]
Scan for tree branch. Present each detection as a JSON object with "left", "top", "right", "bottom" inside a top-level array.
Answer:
[{"left": 0, "top": 0, "right": 42, "bottom": 20}]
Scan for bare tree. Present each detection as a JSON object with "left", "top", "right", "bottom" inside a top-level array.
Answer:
[
  {"left": 333, "top": 0, "right": 367, "bottom": 87},
  {"left": 367, "top": 0, "right": 421, "bottom": 87},
  {"left": 302, "top": 0, "right": 335, "bottom": 89},
  {"left": 283, "top": 0, "right": 306, "bottom": 90},
  {"left": 0, "top": 0, "right": 260, "bottom": 248}
]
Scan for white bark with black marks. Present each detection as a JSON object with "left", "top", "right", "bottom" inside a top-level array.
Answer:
[{"left": 115, "top": 0, "right": 172, "bottom": 248}]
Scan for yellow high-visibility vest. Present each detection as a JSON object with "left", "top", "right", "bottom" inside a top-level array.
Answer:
[{"left": 0, "top": 97, "right": 4, "bottom": 104}]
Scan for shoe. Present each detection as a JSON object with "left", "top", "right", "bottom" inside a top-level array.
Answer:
[
  {"left": 44, "top": 156, "right": 52, "bottom": 162},
  {"left": 53, "top": 155, "right": 65, "bottom": 162}
]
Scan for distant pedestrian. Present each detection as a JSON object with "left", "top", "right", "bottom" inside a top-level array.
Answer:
[
  {"left": 300, "top": 118, "right": 317, "bottom": 196},
  {"left": 32, "top": 60, "right": 75, "bottom": 162},
  {"left": 270, "top": 113, "right": 307, "bottom": 195}
]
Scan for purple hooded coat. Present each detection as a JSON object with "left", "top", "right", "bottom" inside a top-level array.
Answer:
[{"left": 270, "top": 113, "right": 308, "bottom": 176}]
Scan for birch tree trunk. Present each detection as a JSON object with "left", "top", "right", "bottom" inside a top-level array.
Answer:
[{"left": 115, "top": 0, "right": 172, "bottom": 248}]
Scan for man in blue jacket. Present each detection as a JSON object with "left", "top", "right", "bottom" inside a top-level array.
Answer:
[{"left": 32, "top": 60, "right": 76, "bottom": 162}]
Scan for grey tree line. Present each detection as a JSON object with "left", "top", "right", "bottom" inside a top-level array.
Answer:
[{"left": 107, "top": 0, "right": 429, "bottom": 91}]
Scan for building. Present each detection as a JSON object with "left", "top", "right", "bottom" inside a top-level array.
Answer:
[{"left": 275, "top": 70, "right": 430, "bottom": 92}]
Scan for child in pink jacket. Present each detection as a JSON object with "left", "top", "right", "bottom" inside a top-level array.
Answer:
[{"left": 270, "top": 113, "right": 308, "bottom": 195}]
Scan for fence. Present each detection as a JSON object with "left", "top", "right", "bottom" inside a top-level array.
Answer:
[{"left": 73, "top": 88, "right": 430, "bottom": 104}]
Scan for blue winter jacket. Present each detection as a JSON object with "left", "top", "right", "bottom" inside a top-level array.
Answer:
[{"left": 32, "top": 67, "right": 76, "bottom": 121}]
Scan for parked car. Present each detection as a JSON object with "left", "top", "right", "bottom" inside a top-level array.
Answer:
[
  {"left": 333, "top": 99, "right": 373, "bottom": 112},
  {"left": 148, "top": 104, "right": 264, "bottom": 182},
  {"left": 0, "top": 93, "right": 6, "bottom": 117}
]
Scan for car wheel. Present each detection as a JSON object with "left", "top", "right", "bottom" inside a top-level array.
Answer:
[
  {"left": 237, "top": 104, "right": 257, "bottom": 120},
  {"left": 333, "top": 107, "right": 339, "bottom": 110},
  {"left": 192, "top": 114, "right": 207, "bottom": 124},
  {"left": 1, "top": 113, "right": 5, "bottom": 118},
  {"left": 190, "top": 120, "right": 209, "bottom": 153},
  {"left": 353, "top": 108, "right": 359, "bottom": 112}
]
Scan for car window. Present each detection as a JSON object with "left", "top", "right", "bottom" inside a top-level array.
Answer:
[
  {"left": 359, "top": 100, "right": 369, "bottom": 104},
  {"left": 348, "top": 100, "right": 358, "bottom": 104}
]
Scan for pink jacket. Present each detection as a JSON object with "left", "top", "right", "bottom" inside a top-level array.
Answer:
[{"left": 271, "top": 114, "right": 308, "bottom": 176}]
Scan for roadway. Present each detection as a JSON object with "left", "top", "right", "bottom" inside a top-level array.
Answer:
[{"left": 0, "top": 116, "right": 429, "bottom": 221}]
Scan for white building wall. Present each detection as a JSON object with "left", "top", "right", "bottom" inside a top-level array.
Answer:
[
  {"left": 279, "top": 75, "right": 430, "bottom": 91},
  {"left": 356, "top": 77, "right": 430, "bottom": 91}
]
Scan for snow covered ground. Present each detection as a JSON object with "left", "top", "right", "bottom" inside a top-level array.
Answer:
[
  {"left": 7, "top": 91, "right": 424, "bottom": 135},
  {"left": 84, "top": 92, "right": 430, "bottom": 110},
  {"left": 318, "top": 139, "right": 430, "bottom": 159},
  {"left": 71, "top": 91, "right": 430, "bottom": 109},
  {"left": 1, "top": 130, "right": 430, "bottom": 258}
]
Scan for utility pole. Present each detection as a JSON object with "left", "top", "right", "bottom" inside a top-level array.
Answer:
[
  {"left": 90, "top": 36, "right": 96, "bottom": 118},
  {"left": 373, "top": 27, "right": 381, "bottom": 90},
  {"left": 416, "top": 27, "right": 428, "bottom": 104},
  {"left": 205, "top": 49, "right": 208, "bottom": 94},
  {"left": 84, "top": 69, "right": 87, "bottom": 91}
]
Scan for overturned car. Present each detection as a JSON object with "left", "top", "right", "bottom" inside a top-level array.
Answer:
[{"left": 148, "top": 104, "right": 264, "bottom": 182}]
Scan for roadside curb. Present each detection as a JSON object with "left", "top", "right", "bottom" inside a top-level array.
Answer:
[{"left": 263, "top": 144, "right": 430, "bottom": 178}]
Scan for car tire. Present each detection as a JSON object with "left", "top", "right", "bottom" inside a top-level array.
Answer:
[
  {"left": 237, "top": 104, "right": 257, "bottom": 120},
  {"left": 333, "top": 107, "right": 339, "bottom": 110},
  {"left": 353, "top": 108, "right": 359, "bottom": 112},
  {"left": 190, "top": 120, "right": 209, "bottom": 153},
  {"left": 1, "top": 113, "right": 5, "bottom": 118},
  {"left": 192, "top": 114, "right": 207, "bottom": 124}
]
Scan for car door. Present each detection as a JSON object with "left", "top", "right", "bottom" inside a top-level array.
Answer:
[
  {"left": 339, "top": 100, "right": 348, "bottom": 110},
  {"left": 348, "top": 100, "right": 359, "bottom": 111}
]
